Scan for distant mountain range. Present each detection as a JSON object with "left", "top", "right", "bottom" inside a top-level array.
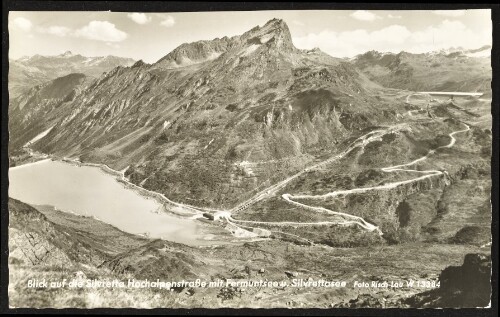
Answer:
[
  {"left": 8, "top": 51, "right": 135, "bottom": 98},
  {"left": 430, "top": 45, "right": 491, "bottom": 58},
  {"left": 352, "top": 45, "right": 491, "bottom": 92}
]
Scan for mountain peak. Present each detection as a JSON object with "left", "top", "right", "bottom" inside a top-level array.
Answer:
[
  {"left": 60, "top": 50, "right": 74, "bottom": 57},
  {"left": 244, "top": 18, "right": 294, "bottom": 52},
  {"left": 264, "top": 18, "right": 288, "bottom": 30},
  {"left": 155, "top": 37, "right": 232, "bottom": 68},
  {"left": 264, "top": 18, "right": 286, "bottom": 27},
  {"left": 154, "top": 18, "right": 295, "bottom": 68},
  {"left": 131, "top": 60, "right": 148, "bottom": 68}
]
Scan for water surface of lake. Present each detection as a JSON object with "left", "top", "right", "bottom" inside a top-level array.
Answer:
[{"left": 9, "top": 160, "right": 216, "bottom": 246}]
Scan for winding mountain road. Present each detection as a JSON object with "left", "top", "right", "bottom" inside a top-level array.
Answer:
[
  {"left": 228, "top": 125, "right": 409, "bottom": 214},
  {"left": 279, "top": 122, "right": 469, "bottom": 231},
  {"left": 227, "top": 121, "right": 469, "bottom": 235}
]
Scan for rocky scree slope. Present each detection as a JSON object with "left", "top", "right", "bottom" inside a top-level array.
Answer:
[{"left": 9, "top": 73, "right": 93, "bottom": 150}]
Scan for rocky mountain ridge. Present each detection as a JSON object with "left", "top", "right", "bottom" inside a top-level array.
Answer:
[{"left": 154, "top": 18, "right": 296, "bottom": 69}]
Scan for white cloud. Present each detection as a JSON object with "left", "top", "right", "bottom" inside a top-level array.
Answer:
[
  {"left": 410, "top": 19, "right": 489, "bottom": 52},
  {"left": 293, "top": 25, "right": 411, "bottom": 57},
  {"left": 37, "top": 25, "right": 72, "bottom": 37},
  {"left": 74, "top": 21, "right": 127, "bottom": 42},
  {"left": 25, "top": 20, "right": 128, "bottom": 43},
  {"left": 432, "top": 10, "right": 466, "bottom": 17},
  {"left": 160, "top": 15, "right": 175, "bottom": 27},
  {"left": 350, "top": 10, "right": 381, "bottom": 22},
  {"left": 388, "top": 14, "right": 402, "bottom": 19},
  {"left": 127, "top": 13, "right": 151, "bottom": 24},
  {"left": 12, "top": 17, "right": 32, "bottom": 31},
  {"left": 292, "top": 20, "right": 491, "bottom": 58}
]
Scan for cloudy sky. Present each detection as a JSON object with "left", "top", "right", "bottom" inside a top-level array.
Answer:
[{"left": 9, "top": 9, "right": 492, "bottom": 63}]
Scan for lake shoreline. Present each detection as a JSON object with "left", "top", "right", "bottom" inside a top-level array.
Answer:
[
  {"left": 12, "top": 149, "right": 205, "bottom": 218},
  {"left": 8, "top": 150, "right": 267, "bottom": 246}
]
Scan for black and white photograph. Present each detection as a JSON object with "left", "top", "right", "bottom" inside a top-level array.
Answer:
[{"left": 2, "top": 3, "right": 495, "bottom": 311}]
